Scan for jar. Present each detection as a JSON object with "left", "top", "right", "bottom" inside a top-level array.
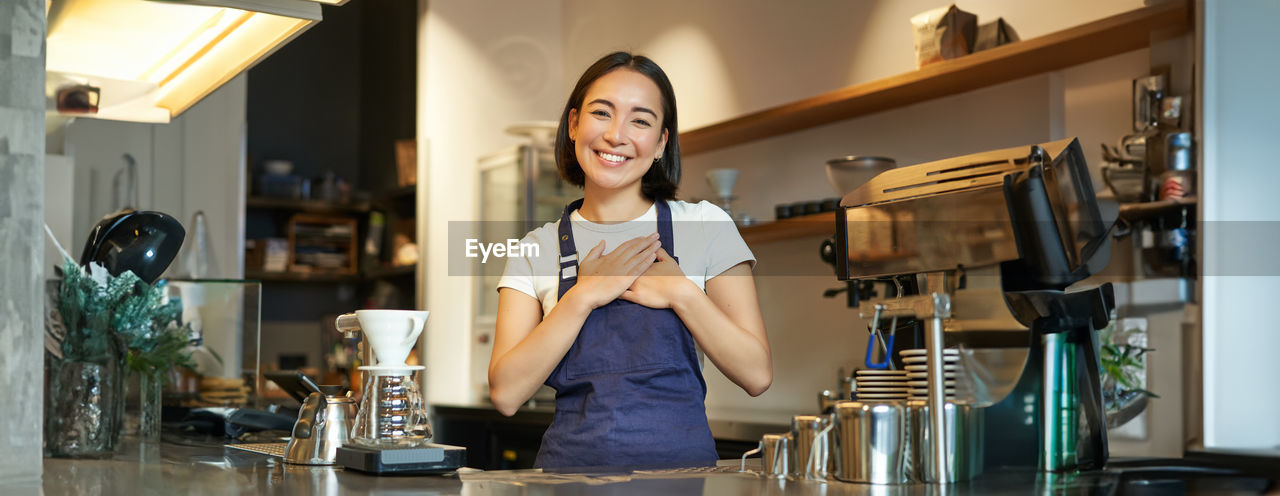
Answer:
[{"left": 44, "top": 340, "right": 126, "bottom": 457}]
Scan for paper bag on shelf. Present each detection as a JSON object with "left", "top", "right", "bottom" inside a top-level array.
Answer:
[
  {"left": 974, "top": 17, "right": 1020, "bottom": 52},
  {"left": 911, "top": 4, "right": 978, "bottom": 68}
]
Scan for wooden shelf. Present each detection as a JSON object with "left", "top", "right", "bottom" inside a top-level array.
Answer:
[
  {"left": 680, "top": 1, "right": 1191, "bottom": 156},
  {"left": 739, "top": 211, "right": 836, "bottom": 245},
  {"left": 247, "top": 196, "right": 371, "bottom": 214}
]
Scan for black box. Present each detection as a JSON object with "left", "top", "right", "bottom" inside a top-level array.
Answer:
[{"left": 336, "top": 443, "right": 467, "bottom": 475}]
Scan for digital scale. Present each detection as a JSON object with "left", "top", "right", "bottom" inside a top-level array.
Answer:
[{"left": 335, "top": 443, "right": 467, "bottom": 474}]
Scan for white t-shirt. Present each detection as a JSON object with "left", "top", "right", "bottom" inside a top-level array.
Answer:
[{"left": 497, "top": 200, "right": 756, "bottom": 316}]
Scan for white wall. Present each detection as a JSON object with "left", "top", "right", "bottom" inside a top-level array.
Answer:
[
  {"left": 1199, "top": 0, "right": 1280, "bottom": 451},
  {"left": 418, "top": 0, "right": 564, "bottom": 405},
  {"left": 43, "top": 154, "right": 75, "bottom": 280},
  {"left": 55, "top": 75, "right": 247, "bottom": 280}
]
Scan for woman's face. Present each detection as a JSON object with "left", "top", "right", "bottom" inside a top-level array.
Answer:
[{"left": 568, "top": 68, "right": 668, "bottom": 194}]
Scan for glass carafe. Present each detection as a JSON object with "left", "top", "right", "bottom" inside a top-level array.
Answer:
[{"left": 350, "top": 366, "right": 432, "bottom": 448}]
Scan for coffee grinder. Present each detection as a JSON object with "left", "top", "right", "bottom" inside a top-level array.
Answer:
[
  {"left": 827, "top": 138, "right": 1116, "bottom": 477},
  {"left": 334, "top": 310, "right": 466, "bottom": 474}
]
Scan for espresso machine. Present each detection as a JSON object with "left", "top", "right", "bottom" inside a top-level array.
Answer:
[{"left": 829, "top": 138, "right": 1116, "bottom": 477}]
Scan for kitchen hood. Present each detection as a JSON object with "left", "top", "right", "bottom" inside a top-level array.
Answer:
[{"left": 46, "top": 0, "right": 348, "bottom": 123}]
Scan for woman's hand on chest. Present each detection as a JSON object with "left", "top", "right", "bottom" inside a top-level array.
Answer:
[
  {"left": 568, "top": 233, "right": 662, "bottom": 309},
  {"left": 620, "top": 248, "right": 698, "bottom": 309}
]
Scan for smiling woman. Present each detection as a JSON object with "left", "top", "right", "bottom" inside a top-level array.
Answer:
[{"left": 486, "top": 52, "right": 772, "bottom": 470}]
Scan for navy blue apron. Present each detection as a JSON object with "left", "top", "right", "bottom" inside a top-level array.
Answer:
[{"left": 534, "top": 198, "right": 718, "bottom": 468}]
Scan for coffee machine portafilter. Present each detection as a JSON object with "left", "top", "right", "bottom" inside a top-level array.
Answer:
[{"left": 831, "top": 138, "right": 1117, "bottom": 477}]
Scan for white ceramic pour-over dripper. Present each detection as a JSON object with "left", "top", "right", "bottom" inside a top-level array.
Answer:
[
  {"left": 706, "top": 168, "right": 740, "bottom": 200},
  {"left": 354, "top": 310, "right": 429, "bottom": 367}
]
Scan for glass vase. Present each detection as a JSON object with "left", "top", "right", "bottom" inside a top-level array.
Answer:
[
  {"left": 138, "top": 371, "right": 164, "bottom": 443},
  {"left": 44, "top": 342, "right": 125, "bottom": 458}
]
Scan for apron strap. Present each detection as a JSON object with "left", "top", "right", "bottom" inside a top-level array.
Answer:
[
  {"left": 556, "top": 199, "right": 584, "bottom": 297},
  {"left": 655, "top": 199, "right": 678, "bottom": 264}
]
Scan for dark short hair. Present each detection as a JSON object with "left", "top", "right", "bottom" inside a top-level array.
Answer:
[{"left": 555, "top": 52, "right": 681, "bottom": 201}]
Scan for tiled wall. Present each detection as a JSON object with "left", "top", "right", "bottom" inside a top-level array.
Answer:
[{"left": 0, "top": 0, "right": 45, "bottom": 488}]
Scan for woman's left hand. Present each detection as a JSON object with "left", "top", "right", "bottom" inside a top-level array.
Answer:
[{"left": 620, "top": 248, "right": 695, "bottom": 309}]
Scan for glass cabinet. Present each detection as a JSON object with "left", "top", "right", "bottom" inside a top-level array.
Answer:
[{"left": 474, "top": 143, "right": 569, "bottom": 318}]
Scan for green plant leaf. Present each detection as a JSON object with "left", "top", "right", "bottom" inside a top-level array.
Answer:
[{"left": 53, "top": 260, "right": 195, "bottom": 379}]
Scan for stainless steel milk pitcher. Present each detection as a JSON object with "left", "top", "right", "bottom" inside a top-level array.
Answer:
[{"left": 831, "top": 401, "right": 910, "bottom": 484}]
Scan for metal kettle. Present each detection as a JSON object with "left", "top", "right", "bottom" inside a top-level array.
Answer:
[{"left": 284, "top": 385, "right": 357, "bottom": 465}]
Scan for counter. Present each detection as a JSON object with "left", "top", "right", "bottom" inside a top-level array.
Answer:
[
  {"left": 40, "top": 436, "right": 1274, "bottom": 495},
  {"left": 431, "top": 402, "right": 795, "bottom": 468}
]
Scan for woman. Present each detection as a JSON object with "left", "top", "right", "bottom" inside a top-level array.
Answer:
[{"left": 489, "top": 52, "right": 771, "bottom": 468}]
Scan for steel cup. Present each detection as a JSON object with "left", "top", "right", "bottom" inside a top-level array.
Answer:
[
  {"left": 761, "top": 433, "right": 791, "bottom": 478},
  {"left": 907, "top": 399, "right": 983, "bottom": 483},
  {"left": 790, "top": 415, "right": 831, "bottom": 480},
  {"left": 831, "top": 400, "right": 910, "bottom": 484}
]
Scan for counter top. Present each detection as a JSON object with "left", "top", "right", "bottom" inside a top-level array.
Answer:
[{"left": 39, "top": 436, "right": 1275, "bottom": 495}]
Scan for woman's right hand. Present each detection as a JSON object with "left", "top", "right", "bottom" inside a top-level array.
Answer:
[{"left": 566, "top": 233, "right": 661, "bottom": 309}]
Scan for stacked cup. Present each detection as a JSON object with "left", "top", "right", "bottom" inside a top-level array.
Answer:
[
  {"left": 900, "top": 348, "right": 959, "bottom": 401},
  {"left": 853, "top": 369, "right": 909, "bottom": 401}
]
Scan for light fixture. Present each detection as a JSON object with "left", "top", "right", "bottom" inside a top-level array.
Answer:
[{"left": 46, "top": 0, "right": 347, "bottom": 123}]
